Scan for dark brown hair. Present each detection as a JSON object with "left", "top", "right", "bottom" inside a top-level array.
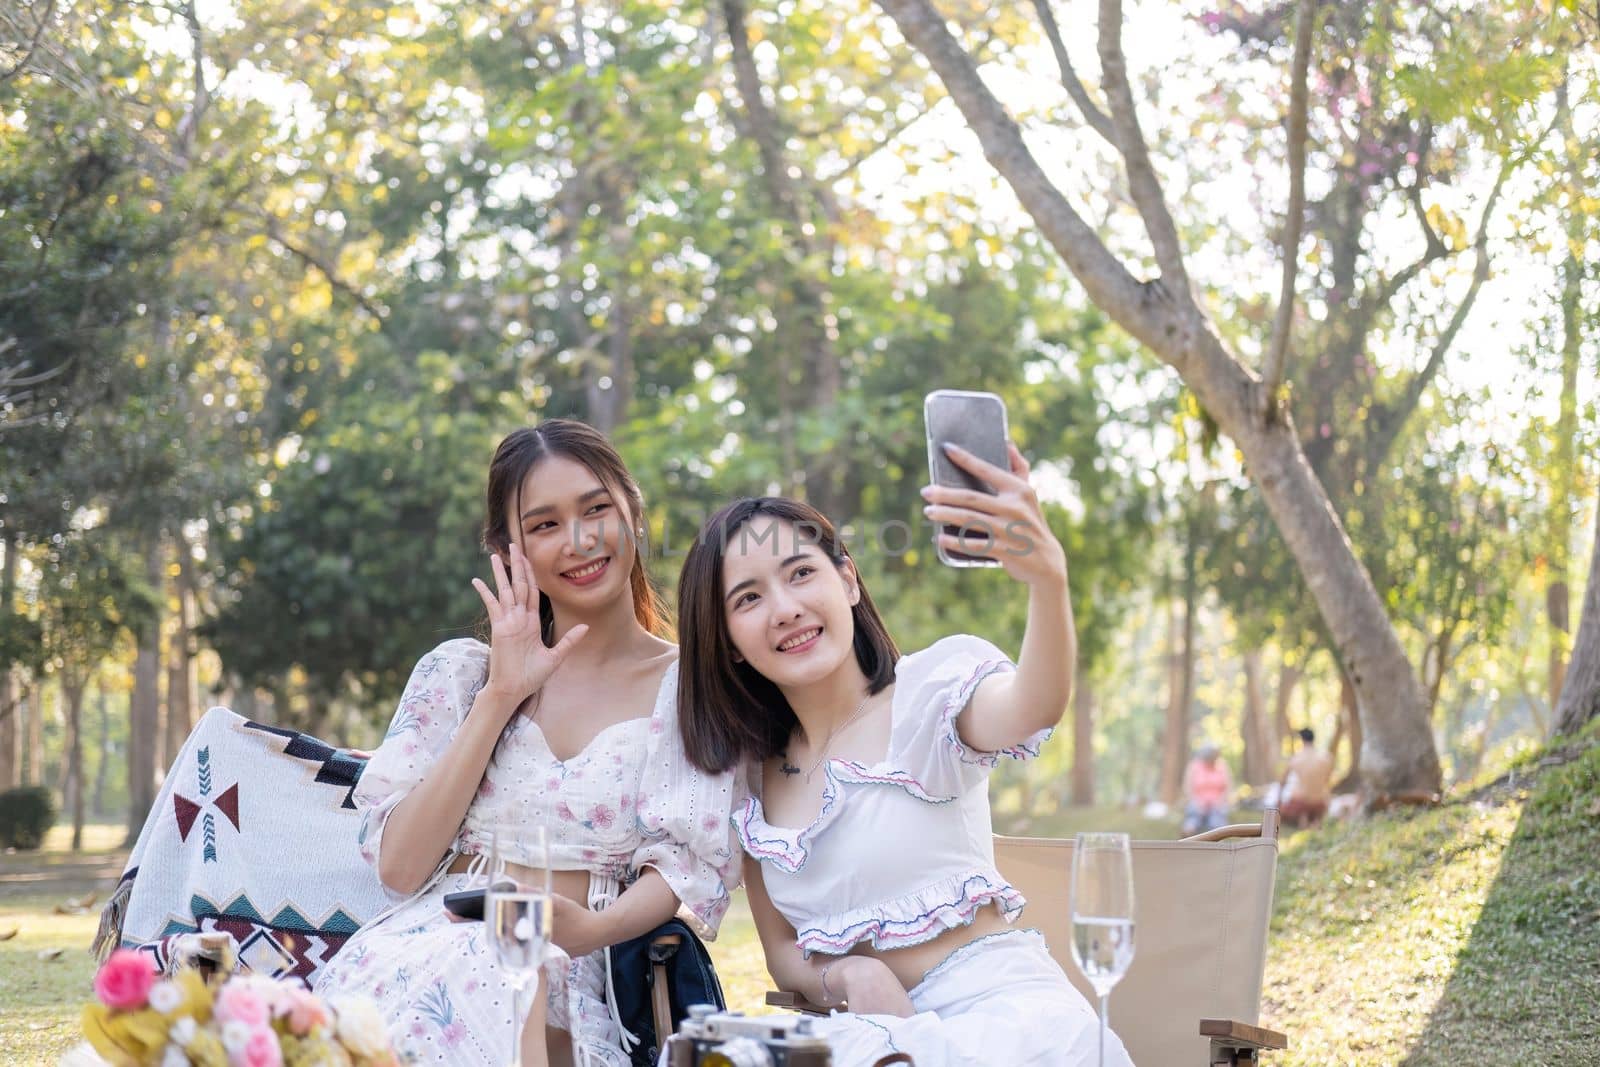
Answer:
[
  {"left": 676, "top": 497, "right": 899, "bottom": 774},
  {"left": 482, "top": 419, "right": 670, "bottom": 643}
]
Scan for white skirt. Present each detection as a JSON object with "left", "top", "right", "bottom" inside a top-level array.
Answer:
[{"left": 816, "top": 929, "right": 1135, "bottom": 1067}]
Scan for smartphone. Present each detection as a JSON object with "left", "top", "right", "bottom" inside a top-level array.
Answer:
[
  {"left": 924, "top": 389, "right": 1011, "bottom": 567},
  {"left": 442, "top": 881, "right": 515, "bottom": 922}
]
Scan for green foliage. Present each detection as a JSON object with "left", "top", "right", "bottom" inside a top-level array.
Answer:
[
  {"left": 0, "top": 785, "right": 56, "bottom": 850},
  {"left": 205, "top": 352, "right": 503, "bottom": 704}
]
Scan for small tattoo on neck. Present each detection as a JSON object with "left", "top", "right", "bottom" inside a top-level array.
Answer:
[{"left": 780, "top": 761, "right": 801, "bottom": 777}]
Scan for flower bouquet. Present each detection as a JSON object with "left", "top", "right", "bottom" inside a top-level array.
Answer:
[{"left": 66, "top": 948, "right": 402, "bottom": 1067}]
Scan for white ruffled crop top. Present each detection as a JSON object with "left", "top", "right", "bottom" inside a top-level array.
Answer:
[{"left": 733, "top": 634, "right": 1052, "bottom": 958}]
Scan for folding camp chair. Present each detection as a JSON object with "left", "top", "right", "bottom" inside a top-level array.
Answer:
[{"left": 768, "top": 812, "right": 1288, "bottom": 1065}]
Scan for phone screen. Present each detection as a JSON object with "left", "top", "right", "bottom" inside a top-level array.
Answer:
[{"left": 924, "top": 390, "right": 1010, "bottom": 567}]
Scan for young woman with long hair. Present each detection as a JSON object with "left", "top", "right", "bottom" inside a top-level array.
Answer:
[
  {"left": 316, "top": 419, "right": 740, "bottom": 1067},
  {"left": 673, "top": 442, "right": 1134, "bottom": 1066}
]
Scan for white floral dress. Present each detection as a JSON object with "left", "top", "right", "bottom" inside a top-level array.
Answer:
[{"left": 315, "top": 639, "right": 740, "bottom": 1066}]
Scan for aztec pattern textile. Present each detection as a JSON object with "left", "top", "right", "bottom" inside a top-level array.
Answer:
[{"left": 95, "top": 706, "right": 391, "bottom": 988}]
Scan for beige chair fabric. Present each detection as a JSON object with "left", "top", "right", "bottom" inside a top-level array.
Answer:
[{"left": 995, "top": 833, "right": 1279, "bottom": 1066}]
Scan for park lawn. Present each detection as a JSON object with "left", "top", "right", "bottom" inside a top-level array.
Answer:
[
  {"left": 0, "top": 823, "right": 127, "bottom": 1064},
  {"left": 2, "top": 740, "right": 1598, "bottom": 1065}
]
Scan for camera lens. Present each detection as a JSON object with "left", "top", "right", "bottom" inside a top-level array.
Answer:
[{"left": 700, "top": 1037, "right": 775, "bottom": 1067}]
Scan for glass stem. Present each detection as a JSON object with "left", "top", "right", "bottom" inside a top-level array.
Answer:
[
  {"left": 510, "top": 978, "right": 527, "bottom": 1067},
  {"left": 1098, "top": 991, "right": 1109, "bottom": 1067}
]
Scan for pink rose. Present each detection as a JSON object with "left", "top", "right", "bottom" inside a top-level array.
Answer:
[
  {"left": 240, "top": 1026, "right": 283, "bottom": 1067},
  {"left": 93, "top": 949, "right": 157, "bottom": 1010},
  {"left": 215, "top": 982, "right": 270, "bottom": 1029},
  {"left": 589, "top": 804, "right": 615, "bottom": 829},
  {"left": 285, "top": 989, "right": 331, "bottom": 1036}
]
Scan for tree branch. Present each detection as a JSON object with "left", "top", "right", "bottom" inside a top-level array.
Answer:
[
  {"left": 873, "top": 0, "right": 1168, "bottom": 352},
  {"left": 1031, "top": 0, "right": 1115, "bottom": 143},
  {"left": 0, "top": 0, "right": 60, "bottom": 85},
  {"left": 254, "top": 217, "right": 388, "bottom": 323},
  {"left": 1096, "top": 0, "right": 1190, "bottom": 292},
  {"left": 1260, "top": 0, "right": 1317, "bottom": 419},
  {"left": 1367, "top": 155, "right": 1513, "bottom": 468}
]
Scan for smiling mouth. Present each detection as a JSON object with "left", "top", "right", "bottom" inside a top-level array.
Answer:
[
  {"left": 776, "top": 627, "right": 823, "bottom": 653},
  {"left": 560, "top": 557, "right": 611, "bottom": 583}
]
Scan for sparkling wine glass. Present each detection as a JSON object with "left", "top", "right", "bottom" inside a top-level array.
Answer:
[
  {"left": 1070, "top": 831, "right": 1135, "bottom": 1067},
  {"left": 486, "top": 827, "right": 551, "bottom": 1067}
]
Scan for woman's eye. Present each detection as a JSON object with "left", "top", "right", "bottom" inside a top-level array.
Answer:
[
  {"left": 792, "top": 565, "right": 815, "bottom": 579},
  {"left": 527, "top": 521, "right": 556, "bottom": 534},
  {"left": 735, "top": 592, "right": 758, "bottom": 608},
  {"left": 587, "top": 502, "right": 611, "bottom": 515}
]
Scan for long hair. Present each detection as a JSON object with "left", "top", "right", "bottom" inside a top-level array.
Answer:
[
  {"left": 676, "top": 497, "right": 898, "bottom": 774},
  {"left": 482, "top": 419, "right": 670, "bottom": 644}
]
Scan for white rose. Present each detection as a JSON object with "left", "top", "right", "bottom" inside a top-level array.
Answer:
[
  {"left": 220, "top": 1020, "right": 254, "bottom": 1056},
  {"left": 168, "top": 1018, "right": 198, "bottom": 1047},
  {"left": 330, "top": 997, "right": 389, "bottom": 1056},
  {"left": 147, "top": 980, "right": 183, "bottom": 1015}
]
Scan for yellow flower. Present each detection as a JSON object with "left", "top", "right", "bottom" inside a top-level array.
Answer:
[
  {"left": 81, "top": 1004, "right": 169, "bottom": 1064},
  {"left": 184, "top": 1029, "right": 229, "bottom": 1067}
]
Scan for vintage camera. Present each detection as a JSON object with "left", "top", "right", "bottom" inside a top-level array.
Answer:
[{"left": 665, "top": 1005, "right": 832, "bottom": 1066}]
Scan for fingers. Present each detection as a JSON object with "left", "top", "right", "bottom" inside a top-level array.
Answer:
[
  {"left": 548, "top": 623, "right": 589, "bottom": 663},
  {"left": 937, "top": 531, "right": 997, "bottom": 560},
  {"left": 509, "top": 540, "right": 530, "bottom": 607},
  {"left": 923, "top": 505, "right": 1016, "bottom": 533},
  {"left": 471, "top": 577, "right": 502, "bottom": 622},
  {"left": 1007, "top": 440, "right": 1031, "bottom": 478},
  {"left": 517, "top": 542, "right": 541, "bottom": 604},
  {"left": 942, "top": 442, "right": 1026, "bottom": 492},
  {"left": 489, "top": 550, "right": 512, "bottom": 605}
]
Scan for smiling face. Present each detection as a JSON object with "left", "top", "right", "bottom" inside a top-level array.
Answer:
[
  {"left": 719, "top": 516, "right": 862, "bottom": 692},
  {"left": 508, "top": 454, "right": 637, "bottom": 610}
]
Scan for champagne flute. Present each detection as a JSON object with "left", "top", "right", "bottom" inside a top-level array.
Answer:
[
  {"left": 486, "top": 827, "right": 552, "bottom": 1067},
  {"left": 1070, "top": 832, "right": 1135, "bottom": 1067}
]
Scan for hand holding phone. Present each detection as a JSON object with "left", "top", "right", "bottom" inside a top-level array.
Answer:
[{"left": 924, "top": 390, "right": 1011, "bottom": 567}]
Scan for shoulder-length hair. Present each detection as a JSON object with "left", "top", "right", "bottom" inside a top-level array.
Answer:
[
  {"left": 482, "top": 419, "right": 670, "bottom": 644},
  {"left": 676, "top": 497, "right": 898, "bottom": 774}
]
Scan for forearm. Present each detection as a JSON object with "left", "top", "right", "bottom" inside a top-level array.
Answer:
[
  {"left": 594, "top": 868, "right": 681, "bottom": 947},
  {"left": 1011, "top": 570, "right": 1076, "bottom": 732},
  {"left": 377, "top": 687, "right": 520, "bottom": 894}
]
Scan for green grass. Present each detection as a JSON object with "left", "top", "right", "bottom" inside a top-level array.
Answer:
[
  {"left": 5, "top": 746, "right": 1599, "bottom": 1065},
  {"left": 1261, "top": 737, "right": 1600, "bottom": 1066},
  {"left": 0, "top": 822, "right": 128, "bottom": 1065}
]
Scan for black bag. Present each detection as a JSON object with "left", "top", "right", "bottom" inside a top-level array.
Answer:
[{"left": 607, "top": 918, "right": 726, "bottom": 1066}]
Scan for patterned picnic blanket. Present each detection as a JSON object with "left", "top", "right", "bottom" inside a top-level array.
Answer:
[{"left": 94, "top": 706, "right": 392, "bottom": 987}]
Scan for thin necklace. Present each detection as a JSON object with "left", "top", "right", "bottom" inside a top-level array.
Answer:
[{"left": 789, "top": 691, "right": 874, "bottom": 782}]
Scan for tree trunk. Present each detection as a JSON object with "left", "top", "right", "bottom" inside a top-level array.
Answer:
[
  {"left": 1547, "top": 226, "right": 1582, "bottom": 710},
  {"left": 1071, "top": 670, "right": 1095, "bottom": 806},
  {"left": 164, "top": 537, "right": 196, "bottom": 771},
  {"left": 127, "top": 537, "right": 165, "bottom": 842},
  {"left": 873, "top": 0, "right": 1442, "bottom": 796},
  {"left": 93, "top": 680, "right": 112, "bottom": 818},
  {"left": 1554, "top": 498, "right": 1600, "bottom": 736},
  {"left": 1549, "top": 74, "right": 1585, "bottom": 713},
  {"left": 0, "top": 527, "right": 17, "bottom": 789},
  {"left": 23, "top": 684, "right": 42, "bottom": 786},
  {"left": 62, "top": 674, "right": 85, "bottom": 851},
  {"left": 1241, "top": 649, "right": 1272, "bottom": 785},
  {"left": 1272, "top": 661, "right": 1303, "bottom": 758},
  {"left": 1333, "top": 669, "right": 1364, "bottom": 792},
  {"left": 1159, "top": 538, "right": 1198, "bottom": 805}
]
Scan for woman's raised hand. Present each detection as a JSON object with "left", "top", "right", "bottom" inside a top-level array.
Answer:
[
  {"left": 921, "top": 440, "right": 1068, "bottom": 589},
  {"left": 471, "top": 540, "right": 588, "bottom": 711}
]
